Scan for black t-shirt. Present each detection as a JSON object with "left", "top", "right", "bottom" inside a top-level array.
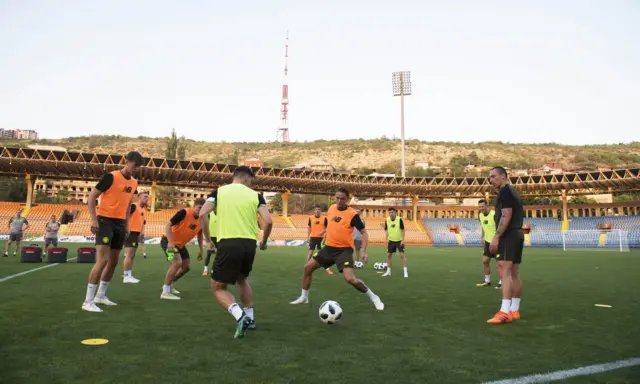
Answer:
[
  {"left": 384, "top": 218, "right": 405, "bottom": 230},
  {"left": 170, "top": 209, "right": 187, "bottom": 225},
  {"left": 494, "top": 184, "right": 524, "bottom": 234},
  {"left": 351, "top": 214, "right": 365, "bottom": 230}
]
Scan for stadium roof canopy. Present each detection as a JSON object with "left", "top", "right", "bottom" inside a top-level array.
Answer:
[{"left": 1, "top": 147, "right": 639, "bottom": 198}]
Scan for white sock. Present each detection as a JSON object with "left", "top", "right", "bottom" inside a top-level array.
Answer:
[
  {"left": 244, "top": 306, "right": 254, "bottom": 321},
  {"left": 143, "top": 253, "right": 147, "bottom": 256},
  {"left": 125, "top": 270, "right": 132, "bottom": 277},
  {"left": 96, "top": 281, "right": 109, "bottom": 298},
  {"left": 301, "top": 289, "right": 309, "bottom": 299},
  {"left": 228, "top": 303, "right": 244, "bottom": 321},
  {"left": 162, "top": 284, "right": 171, "bottom": 294},
  {"left": 403, "top": 267, "right": 408, "bottom": 275},
  {"left": 511, "top": 298, "right": 521, "bottom": 312},
  {"left": 500, "top": 299, "right": 511, "bottom": 313},
  {"left": 484, "top": 274, "right": 490, "bottom": 283},
  {"left": 386, "top": 267, "right": 391, "bottom": 274},
  {"left": 85, "top": 283, "right": 97, "bottom": 303},
  {"left": 499, "top": 279, "right": 502, "bottom": 285},
  {"left": 203, "top": 266, "right": 208, "bottom": 272},
  {"left": 365, "top": 288, "right": 377, "bottom": 301}
]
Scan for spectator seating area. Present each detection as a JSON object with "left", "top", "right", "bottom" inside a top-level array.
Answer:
[{"left": 0, "top": 202, "right": 638, "bottom": 248}]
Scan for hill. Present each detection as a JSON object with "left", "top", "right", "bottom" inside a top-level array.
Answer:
[{"left": 2, "top": 136, "right": 640, "bottom": 176}]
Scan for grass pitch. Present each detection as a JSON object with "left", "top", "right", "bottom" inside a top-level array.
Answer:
[{"left": 1, "top": 244, "right": 639, "bottom": 384}]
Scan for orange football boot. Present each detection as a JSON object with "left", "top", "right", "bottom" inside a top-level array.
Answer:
[
  {"left": 487, "top": 311, "right": 513, "bottom": 324},
  {"left": 510, "top": 311, "right": 520, "bottom": 320}
]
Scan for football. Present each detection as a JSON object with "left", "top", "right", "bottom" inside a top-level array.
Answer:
[
  {"left": 354, "top": 261, "right": 364, "bottom": 269},
  {"left": 318, "top": 300, "right": 343, "bottom": 324},
  {"left": 374, "top": 262, "right": 381, "bottom": 270}
]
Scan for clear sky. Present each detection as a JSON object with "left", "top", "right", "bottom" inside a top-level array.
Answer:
[{"left": 1, "top": 0, "right": 638, "bottom": 145}]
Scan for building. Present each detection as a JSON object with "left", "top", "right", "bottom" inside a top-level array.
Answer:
[
  {"left": 0, "top": 128, "right": 14, "bottom": 138},
  {"left": 289, "top": 161, "right": 336, "bottom": 173},
  {"left": 17, "top": 130, "right": 38, "bottom": 139},
  {"left": 368, "top": 172, "right": 396, "bottom": 177},
  {"left": 243, "top": 158, "right": 264, "bottom": 167},
  {"left": 28, "top": 144, "right": 67, "bottom": 151},
  {"left": 0, "top": 128, "right": 38, "bottom": 139},
  {"left": 535, "top": 163, "right": 564, "bottom": 175},
  {"left": 414, "top": 160, "right": 430, "bottom": 169}
]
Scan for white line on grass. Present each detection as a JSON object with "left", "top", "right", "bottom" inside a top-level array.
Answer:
[
  {"left": 0, "top": 258, "right": 78, "bottom": 283},
  {"left": 483, "top": 357, "right": 640, "bottom": 384}
]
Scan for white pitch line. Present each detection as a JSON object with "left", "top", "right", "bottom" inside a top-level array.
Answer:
[
  {"left": 483, "top": 357, "right": 640, "bottom": 384},
  {"left": 0, "top": 258, "right": 78, "bottom": 283}
]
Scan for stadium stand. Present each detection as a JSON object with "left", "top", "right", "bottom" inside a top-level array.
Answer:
[{"left": 1, "top": 201, "right": 638, "bottom": 248}]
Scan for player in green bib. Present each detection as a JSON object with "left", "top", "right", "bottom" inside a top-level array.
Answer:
[
  {"left": 382, "top": 208, "right": 408, "bottom": 278},
  {"left": 200, "top": 166, "right": 273, "bottom": 339},
  {"left": 476, "top": 199, "right": 501, "bottom": 288},
  {"left": 202, "top": 210, "right": 219, "bottom": 276}
]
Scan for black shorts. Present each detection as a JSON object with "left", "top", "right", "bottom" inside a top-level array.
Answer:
[
  {"left": 96, "top": 216, "right": 126, "bottom": 250},
  {"left": 212, "top": 238, "right": 257, "bottom": 284},
  {"left": 210, "top": 237, "right": 218, "bottom": 247},
  {"left": 45, "top": 238, "right": 58, "bottom": 247},
  {"left": 483, "top": 241, "right": 496, "bottom": 258},
  {"left": 124, "top": 231, "right": 141, "bottom": 249},
  {"left": 387, "top": 241, "right": 405, "bottom": 253},
  {"left": 160, "top": 235, "right": 190, "bottom": 260},
  {"left": 496, "top": 230, "right": 524, "bottom": 264},
  {"left": 309, "top": 237, "right": 323, "bottom": 250},
  {"left": 9, "top": 233, "right": 23, "bottom": 242},
  {"left": 314, "top": 246, "right": 354, "bottom": 273}
]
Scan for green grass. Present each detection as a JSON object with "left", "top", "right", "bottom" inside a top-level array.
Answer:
[{"left": 1, "top": 244, "right": 639, "bottom": 384}]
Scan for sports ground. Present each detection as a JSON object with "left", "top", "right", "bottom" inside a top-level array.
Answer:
[{"left": 1, "top": 244, "right": 639, "bottom": 384}]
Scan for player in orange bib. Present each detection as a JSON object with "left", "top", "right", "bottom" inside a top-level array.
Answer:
[
  {"left": 82, "top": 151, "right": 143, "bottom": 313},
  {"left": 159, "top": 198, "right": 205, "bottom": 300},
  {"left": 122, "top": 191, "right": 149, "bottom": 283},
  {"left": 307, "top": 205, "right": 333, "bottom": 275},
  {"left": 290, "top": 188, "right": 384, "bottom": 310}
]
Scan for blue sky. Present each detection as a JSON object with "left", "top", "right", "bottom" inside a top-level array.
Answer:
[{"left": 1, "top": 0, "right": 638, "bottom": 144}]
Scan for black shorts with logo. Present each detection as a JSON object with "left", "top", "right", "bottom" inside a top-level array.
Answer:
[
  {"left": 212, "top": 238, "right": 257, "bottom": 284},
  {"left": 160, "top": 235, "right": 190, "bottom": 260},
  {"left": 314, "top": 246, "right": 354, "bottom": 273},
  {"left": 45, "top": 238, "right": 58, "bottom": 247},
  {"left": 124, "top": 231, "right": 141, "bottom": 249},
  {"left": 309, "top": 237, "right": 323, "bottom": 250},
  {"left": 387, "top": 240, "right": 405, "bottom": 253},
  {"left": 496, "top": 230, "right": 524, "bottom": 264},
  {"left": 96, "top": 216, "right": 127, "bottom": 250}
]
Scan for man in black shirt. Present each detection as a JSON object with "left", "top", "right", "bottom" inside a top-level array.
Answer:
[{"left": 487, "top": 166, "right": 525, "bottom": 325}]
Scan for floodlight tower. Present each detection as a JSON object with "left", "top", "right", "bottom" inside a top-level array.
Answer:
[
  {"left": 277, "top": 31, "right": 290, "bottom": 143},
  {"left": 392, "top": 71, "right": 411, "bottom": 177}
]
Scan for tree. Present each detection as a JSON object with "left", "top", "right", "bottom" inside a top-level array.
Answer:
[
  {"left": 156, "top": 186, "right": 180, "bottom": 208},
  {"left": 165, "top": 129, "right": 179, "bottom": 159},
  {"left": 613, "top": 192, "right": 640, "bottom": 203},
  {"left": 177, "top": 136, "right": 186, "bottom": 160},
  {"left": 569, "top": 196, "right": 598, "bottom": 204},
  {"left": 0, "top": 177, "right": 27, "bottom": 202},
  {"left": 56, "top": 189, "right": 70, "bottom": 203},
  {"left": 270, "top": 192, "right": 283, "bottom": 213}
]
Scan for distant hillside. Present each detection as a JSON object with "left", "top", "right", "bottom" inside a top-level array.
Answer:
[{"left": 2, "top": 136, "right": 640, "bottom": 176}]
